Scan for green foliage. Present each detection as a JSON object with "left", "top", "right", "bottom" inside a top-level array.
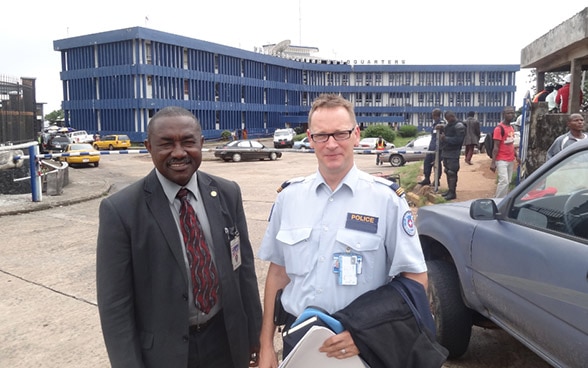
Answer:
[
  {"left": 221, "top": 130, "right": 232, "bottom": 140},
  {"left": 362, "top": 125, "right": 396, "bottom": 143},
  {"left": 398, "top": 125, "right": 418, "bottom": 138},
  {"left": 45, "top": 109, "right": 64, "bottom": 123},
  {"left": 395, "top": 161, "right": 422, "bottom": 191},
  {"left": 294, "top": 133, "right": 306, "bottom": 141}
]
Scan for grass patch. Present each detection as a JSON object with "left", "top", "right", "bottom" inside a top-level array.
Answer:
[{"left": 395, "top": 162, "right": 422, "bottom": 191}]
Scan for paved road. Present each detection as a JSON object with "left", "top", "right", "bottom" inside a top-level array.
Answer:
[{"left": 0, "top": 148, "right": 550, "bottom": 367}]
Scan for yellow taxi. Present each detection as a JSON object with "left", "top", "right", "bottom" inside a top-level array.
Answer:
[
  {"left": 60, "top": 143, "right": 100, "bottom": 167},
  {"left": 93, "top": 134, "right": 131, "bottom": 150}
]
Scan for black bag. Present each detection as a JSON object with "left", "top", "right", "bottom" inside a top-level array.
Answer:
[{"left": 484, "top": 125, "right": 505, "bottom": 158}]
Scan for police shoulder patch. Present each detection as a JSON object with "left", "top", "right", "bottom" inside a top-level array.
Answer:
[
  {"left": 276, "top": 176, "right": 305, "bottom": 193},
  {"left": 402, "top": 210, "right": 416, "bottom": 236}
]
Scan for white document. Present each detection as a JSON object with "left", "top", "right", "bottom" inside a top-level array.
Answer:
[{"left": 279, "top": 326, "right": 369, "bottom": 368}]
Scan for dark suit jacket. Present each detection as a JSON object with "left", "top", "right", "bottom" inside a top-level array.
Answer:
[{"left": 97, "top": 169, "right": 262, "bottom": 368}]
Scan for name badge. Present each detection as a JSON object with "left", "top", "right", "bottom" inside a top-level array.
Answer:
[
  {"left": 230, "top": 236, "right": 241, "bottom": 270},
  {"left": 332, "top": 253, "right": 363, "bottom": 286}
]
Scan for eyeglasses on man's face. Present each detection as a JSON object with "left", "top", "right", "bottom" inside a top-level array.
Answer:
[{"left": 310, "top": 129, "right": 354, "bottom": 143}]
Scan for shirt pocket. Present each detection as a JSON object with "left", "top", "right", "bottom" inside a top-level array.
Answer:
[
  {"left": 336, "top": 228, "right": 383, "bottom": 283},
  {"left": 336, "top": 228, "right": 382, "bottom": 253},
  {"left": 276, "top": 228, "right": 313, "bottom": 276}
]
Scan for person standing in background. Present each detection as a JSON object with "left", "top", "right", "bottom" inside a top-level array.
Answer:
[
  {"left": 556, "top": 74, "right": 584, "bottom": 113},
  {"left": 463, "top": 111, "right": 480, "bottom": 165},
  {"left": 546, "top": 84, "right": 562, "bottom": 112},
  {"left": 417, "top": 108, "right": 444, "bottom": 186},
  {"left": 438, "top": 111, "right": 465, "bottom": 200},
  {"left": 490, "top": 107, "right": 519, "bottom": 198},
  {"left": 546, "top": 113, "right": 586, "bottom": 160},
  {"left": 375, "top": 135, "right": 385, "bottom": 165}
]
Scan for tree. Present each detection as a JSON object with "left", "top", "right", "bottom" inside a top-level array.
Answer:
[{"left": 45, "top": 109, "right": 64, "bottom": 124}]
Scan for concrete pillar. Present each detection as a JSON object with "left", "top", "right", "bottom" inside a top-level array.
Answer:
[
  {"left": 569, "top": 59, "right": 582, "bottom": 113},
  {"left": 536, "top": 72, "right": 545, "bottom": 94}
]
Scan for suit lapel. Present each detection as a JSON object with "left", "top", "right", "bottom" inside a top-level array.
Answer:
[
  {"left": 144, "top": 170, "right": 189, "bottom": 286},
  {"left": 197, "top": 172, "right": 231, "bottom": 275}
]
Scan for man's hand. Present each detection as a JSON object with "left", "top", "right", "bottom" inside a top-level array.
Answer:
[{"left": 319, "top": 330, "right": 360, "bottom": 359}]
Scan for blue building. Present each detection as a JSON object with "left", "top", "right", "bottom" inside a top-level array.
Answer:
[{"left": 53, "top": 27, "right": 519, "bottom": 141}]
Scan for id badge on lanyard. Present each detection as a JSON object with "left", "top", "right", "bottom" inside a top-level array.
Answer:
[{"left": 332, "top": 250, "right": 363, "bottom": 286}]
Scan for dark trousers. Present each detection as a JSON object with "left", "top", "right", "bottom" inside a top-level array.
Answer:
[
  {"left": 423, "top": 153, "right": 442, "bottom": 182},
  {"left": 188, "top": 311, "right": 234, "bottom": 368},
  {"left": 464, "top": 144, "right": 476, "bottom": 163}
]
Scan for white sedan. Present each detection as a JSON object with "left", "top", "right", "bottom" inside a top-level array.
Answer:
[{"left": 355, "top": 137, "right": 395, "bottom": 150}]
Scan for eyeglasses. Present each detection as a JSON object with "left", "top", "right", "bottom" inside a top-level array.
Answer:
[{"left": 310, "top": 129, "right": 354, "bottom": 143}]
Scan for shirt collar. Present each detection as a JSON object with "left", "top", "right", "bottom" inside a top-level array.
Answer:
[
  {"left": 155, "top": 169, "right": 199, "bottom": 204},
  {"left": 311, "top": 165, "right": 359, "bottom": 195}
]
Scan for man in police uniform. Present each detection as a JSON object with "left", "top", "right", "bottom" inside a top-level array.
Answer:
[{"left": 257, "top": 94, "right": 428, "bottom": 367}]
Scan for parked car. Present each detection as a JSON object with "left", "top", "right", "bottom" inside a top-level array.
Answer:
[
  {"left": 66, "top": 130, "right": 94, "bottom": 144},
  {"left": 293, "top": 137, "right": 311, "bottom": 150},
  {"left": 355, "top": 137, "right": 395, "bottom": 150},
  {"left": 380, "top": 135, "right": 431, "bottom": 167},
  {"left": 93, "top": 134, "right": 131, "bottom": 150},
  {"left": 416, "top": 139, "right": 588, "bottom": 366},
  {"left": 45, "top": 135, "right": 71, "bottom": 153},
  {"left": 214, "top": 139, "right": 282, "bottom": 162},
  {"left": 273, "top": 128, "right": 296, "bottom": 148},
  {"left": 60, "top": 143, "right": 100, "bottom": 167}
]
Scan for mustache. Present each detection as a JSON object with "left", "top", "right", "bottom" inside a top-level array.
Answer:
[{"left": 168, "top": 158, "right": 192, "bottom": 165}]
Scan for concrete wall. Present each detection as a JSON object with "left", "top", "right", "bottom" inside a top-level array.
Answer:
[{"left": 522, "top": 102, "right": 587, "bottom": 176}]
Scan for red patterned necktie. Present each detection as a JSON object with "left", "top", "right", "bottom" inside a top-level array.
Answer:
[{"left": 177, "top": 188, "right": 219, "bottom": 313}]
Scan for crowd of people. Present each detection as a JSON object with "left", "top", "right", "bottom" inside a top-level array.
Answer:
[{"left": 94, "top": 89, "right": 585, "bottom": 368}]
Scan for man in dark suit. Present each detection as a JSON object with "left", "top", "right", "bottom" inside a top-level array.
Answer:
[{"left": 97, "top": 106, "right": 262, "bottom": 368}]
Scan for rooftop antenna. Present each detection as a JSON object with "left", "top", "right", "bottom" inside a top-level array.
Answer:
[{"left": 298, "top": 0, "right": 302, "bottom": 45}]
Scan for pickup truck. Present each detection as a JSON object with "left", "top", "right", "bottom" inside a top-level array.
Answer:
[
  {"left": 416, "top": 139, "right": 588, "bottom": 367},
  {"left": 66, "top": 130, "right": 93, "bottom": 144}
]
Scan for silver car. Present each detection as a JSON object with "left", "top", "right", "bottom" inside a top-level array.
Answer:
[
  {"left": 380, "top": 135, "right": 432, "bottom": 167},
  {"left": 417, "top": 139, "right": 588, "bottom": 366}
]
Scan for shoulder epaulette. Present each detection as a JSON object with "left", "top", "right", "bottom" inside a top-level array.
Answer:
[
  {"left": 276, "top": 177, "right": 305, "bottom": 193},
  {"left": 390, "top": 181, "right": 405, "bottom": 198},
  {"left": 373, "top": 176, "right": 405, "bottom": 197}
]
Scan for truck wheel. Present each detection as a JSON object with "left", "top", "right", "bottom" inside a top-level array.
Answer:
[{"left": 427, "top": 260, "right": 473, "bottom": 359}]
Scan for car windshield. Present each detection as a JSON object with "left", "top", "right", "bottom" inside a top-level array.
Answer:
[
  {"left": 70, "top": 144, "right": 93, "bottom": 150},
  {"left": 509, "top": 149, "right": 588, "bottom": 239}
]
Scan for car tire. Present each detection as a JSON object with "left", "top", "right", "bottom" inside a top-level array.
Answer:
[
  {"left": 108, "top": 144, "right": 114, "bottom": 150},
  {"left": 269, "top": 152, "right": 278, "bottom": 161},
  {"left": 94, "top": 162, "right": 99, "bottom": 167},
  {"left": 93, "top": 144, "right": 99, "bottom": 150},
  {"left": 427, "top": 260, "right": 473, "bottom": 359},
  {"left": 389, "top": 154, "right": 404, "bottom": 167},
  {"left": 232, "top": 153, "right": 242, "bottom": 162}
]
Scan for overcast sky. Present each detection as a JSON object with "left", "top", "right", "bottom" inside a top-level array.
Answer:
[{"left": 1, "top": 0, "right": 586, "bottom": 114}]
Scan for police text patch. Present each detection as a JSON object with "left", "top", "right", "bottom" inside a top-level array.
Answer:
[{"left": 345, "top": 213, "right": 378, "bottom": 233}]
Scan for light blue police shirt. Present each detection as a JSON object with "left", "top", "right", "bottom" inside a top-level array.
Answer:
[{"left": 258, "top": 165, "right": 426, "bottom": 317}]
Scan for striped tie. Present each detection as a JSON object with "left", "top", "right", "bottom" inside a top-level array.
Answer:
[{"left": 177, "top": 188, "right": 219, "bottom": 313}]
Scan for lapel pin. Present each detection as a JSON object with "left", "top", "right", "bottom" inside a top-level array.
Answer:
[{"left": 210, "top": 190, "right": 217, "bottom": 197}]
